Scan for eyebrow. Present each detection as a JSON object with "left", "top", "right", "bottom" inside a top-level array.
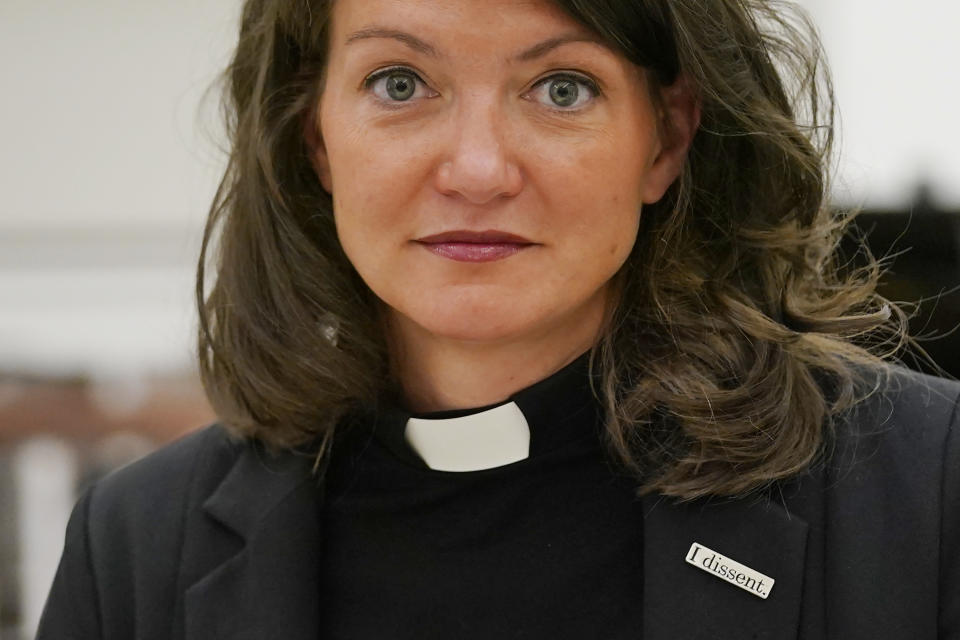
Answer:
[
  {"left": 346, "top": 28, "right": 440, "bottom": 58},
  {"left": 344, "top": 27, "right": 607, "bottom": 62}
]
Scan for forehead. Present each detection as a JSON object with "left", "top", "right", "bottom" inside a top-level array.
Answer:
[{"left": 326, "top": 0, "right": 603, "bottom": 53}]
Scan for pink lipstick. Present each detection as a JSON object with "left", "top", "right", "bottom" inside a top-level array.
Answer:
[{"left": 414, "top": 230, "right": 536, "bottom": 263}]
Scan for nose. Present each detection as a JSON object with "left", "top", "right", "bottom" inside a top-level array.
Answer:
[{"left": 433, "top": 95, "right": 524, "bottom": 205}]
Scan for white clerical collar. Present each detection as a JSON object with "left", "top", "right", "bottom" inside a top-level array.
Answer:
[
  {"left": 374, "top": 350, "right": 599, "bottom": 472},
  {"left": 404, "top": 401, "right": 530, "bottom": 472}
]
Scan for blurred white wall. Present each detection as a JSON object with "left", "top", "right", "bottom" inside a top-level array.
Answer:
[
  {"left": 0, "top": 0, "right": 235, "bottom": 229},
  {"left": 801, "top": 0, "right": 960, "bottom": 208},
  {"left": 1, "top": 0, "right": 959, "bottom": 378},
  {"left": 0, "top": 0, "right": 239, "bottom": 378}
]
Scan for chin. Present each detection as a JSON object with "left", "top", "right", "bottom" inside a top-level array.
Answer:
[{"left": 401, "top": 299, "right": 544, "bottom": 345}]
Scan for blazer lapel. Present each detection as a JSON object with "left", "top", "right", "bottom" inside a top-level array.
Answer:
[
  {"left": 184, "top": 442, "right": 322, "bottom": 640},
  {"left": 642, "top": 490, "right": 811, "bottom": 640}
]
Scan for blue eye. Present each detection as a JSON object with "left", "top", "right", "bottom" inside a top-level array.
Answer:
[
  {"left": 362, "top": 67, "right": 600, "bottom": 111},
  {"left": 364, "top": 67, "right": 434, "bottom": 103},
  {"left": 529, "top": 73, "right": 599, "bottom": 110}
]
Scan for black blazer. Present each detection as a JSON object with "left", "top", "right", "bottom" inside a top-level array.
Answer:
[{"left": 38, "top": 366, "right": 960, "bottom": 639}]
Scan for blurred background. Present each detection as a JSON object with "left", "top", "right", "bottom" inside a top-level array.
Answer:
[{"left": 1, "top": 1, "right": 959, "bottom": 637}]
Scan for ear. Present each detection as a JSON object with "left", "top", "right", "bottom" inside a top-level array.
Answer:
[
  {"left": 303, "top": 104, "right": 333, "bottom": 193},
  {"left": 639, "top": 74, "right": 701, "bottom": 204}
]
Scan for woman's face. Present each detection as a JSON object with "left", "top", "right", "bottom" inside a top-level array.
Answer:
[{"left": 311, "top": 0, "right": 692, "bottom": 350}]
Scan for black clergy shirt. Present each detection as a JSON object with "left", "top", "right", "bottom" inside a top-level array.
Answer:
[{"left": 317, "top": 351, "right": 646, "bottom": 639}]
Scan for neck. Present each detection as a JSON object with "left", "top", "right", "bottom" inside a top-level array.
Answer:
[{"left": 386, "top": 302, "right": 608, "bottom": 413}]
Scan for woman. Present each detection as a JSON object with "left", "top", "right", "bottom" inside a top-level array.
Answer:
[{"left": 39, "top": 0, "right": 959, "bottom": 638}]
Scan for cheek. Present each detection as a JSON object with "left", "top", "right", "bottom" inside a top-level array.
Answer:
[
  {"left": 324, "top": 139, "right": 429, "bottom": 285},
  {"left": 327, "top": 144, "right": 408, "bottom": 232},
  {"left": 560, "top": 152, "right": 643, "bottom": 252},
  {"left": 597, "top": 199, "right": 641, "bottom": 264},
  {"left": 543, "top": 184, "right": 639, "bottom": 294}
]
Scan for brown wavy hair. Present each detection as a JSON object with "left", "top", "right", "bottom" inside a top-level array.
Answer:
[{"left": 197, "top": 0, "right": 904, "bottom": 499}]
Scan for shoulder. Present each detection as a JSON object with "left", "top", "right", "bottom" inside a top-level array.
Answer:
[
  {"left": 81, "top": 423, "right": 248, "bottom": 577},
  {"left": 824, "top": 364, "right": 960, "bottom": 505},
  {"left": 87, "top": 423, "right": 244, "bottom": 525},
  {"left": 871, "top": 364, "right": 960, "bottom": 425},
  {"left": 831, "top": 365, "right": 959, "bottom": 462},
  {"left": 39, "top": 424, "right": 250, "bottom": 638}
]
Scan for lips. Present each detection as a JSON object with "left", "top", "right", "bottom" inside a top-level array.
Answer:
[{"left": 414, "top": 229, "right": 536, "bottom": 263}]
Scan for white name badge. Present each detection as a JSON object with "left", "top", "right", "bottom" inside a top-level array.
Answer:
[{"left": 685, "top": 542, "right": 775, "bottom": 599}]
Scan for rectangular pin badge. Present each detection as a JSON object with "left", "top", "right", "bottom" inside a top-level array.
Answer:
[{"left": 685, "top": 542, "right": 775, "bottom": 599}]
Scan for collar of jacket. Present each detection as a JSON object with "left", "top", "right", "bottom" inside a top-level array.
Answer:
[
  {"left": 184, "top": 439, "right": 323, "bottom": 639},
  {"left": 184, "top": 437, "right": 821, "bottom": 640}
]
